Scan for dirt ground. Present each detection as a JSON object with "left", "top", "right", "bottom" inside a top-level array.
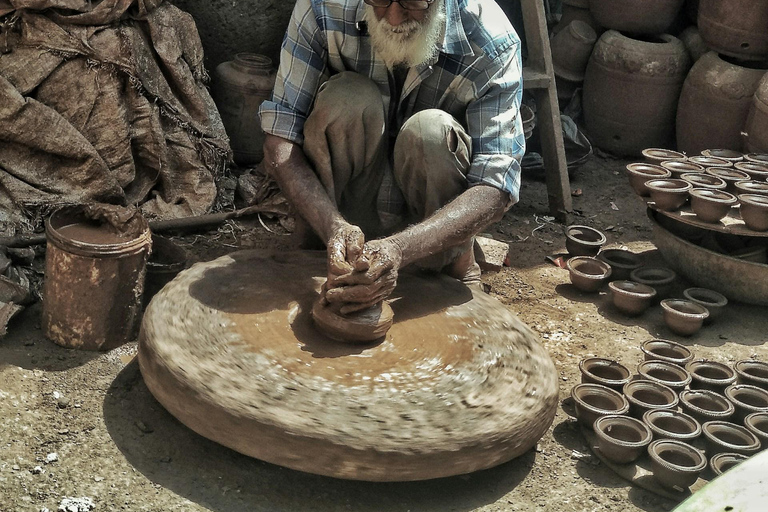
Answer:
[{"left": 1, "top": 153, "right": 766, "bottom": 512}]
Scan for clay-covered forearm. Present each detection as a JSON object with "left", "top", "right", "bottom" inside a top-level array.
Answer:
[
  {"left": 262, "top": 134, "right": 346, "bottom": 243},
  {"left": 388, "top": 185, "right": 508, "bottom": 267}
]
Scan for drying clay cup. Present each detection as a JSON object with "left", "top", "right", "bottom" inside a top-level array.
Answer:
[
  {"left": 686, "top": 360, "right": 737, "bottom": 393},
  {"left": 689, "top": 188, "right": 738, "bottom": 223},
  {"left": 702, "top": 149, "right": 743, "bottom": 163},
  {"left": 594, "top": 415, "right": 653, "bottom": 464},
  {"left": 626, "top": 163, "right": 671, "bottom": 196},
  {"left": 643, "top": 409, "right": 702, "bottom": 443},
  {"left": 682, "top": 288, "right": 728, "bottom": 324},
  {"left": 734, "top": 360, "right": 768, "bottom": 390},
  {"left": 660, "top": 160, "right": 705, "bottom": 179},
  {"left": 679, "top": 389, "right": 735, "bottom": 424},
  {"left": 640, "top": 339, "right": 694, "bottom": 367},
  {"left": 744, "top": 153, "right": 768, "bottom": 165},
  {"left": 623, "top": 380, "right": 678, "bottom": 419},
  {"left": 690, "top": 156, "right": 733, "bottom": 168},
  {"left": 630, "top": 267, "right": 676, "bottom": 300},
  {"left": 311, "top": 299, "right": 394, "bottom": 343},
  {"left": 709, "top": 452, "right": 748, "bottom": 476},
  {"left": 647, "top": 439, "right": 707, "bottom": 491},
  {"left": 571, "top": 383, "right": 630, "bottom": 429},
  {"left": 566, "top": 256, "right": 612, "bottom": 292},
  {"left": 680, "top": 172, "right": 728, "bottom": 191},
  {"left": 642, "top": 148, "right": 686, "bottom": 164},
  {"left": 645, "top": 179, "right": 692, "bottom": 211},
  {"left": 744, "top": 412, "right": 768, "bottom": 450},
  {"left": 660, "top": 299, "right": 709, "bottom": 337},
  {"left": 701, "top": 421, "right": 761, "bottom": 457},
  {"left": 724, "top": 384, "right": 768, "bottom": 424},
  {"left": 705, "top": 167, "right": 751, "bottom": 193},
  {"left": 738, "top": 193, "right": 768, "bottom": 231},
  {"left": 579, "top": 357, "right": 631, "bottom": 391},
  {"left": 609, "top": 280, "right": 656, "bottom": 316},
  {"left": 597, "top": 249, "right": 642, "bottom": 281},
  {"left": 565, "top": 225, "right": 606, "bottom": 256},
  {"left": 637, "top": 360, "right": 692, "bottom": 392},
  {"left": 734, "top": 180, "right": 768, "bottom": 196},
  {"left": 734, "top": 161, "right": 768, "bottom": 181}
]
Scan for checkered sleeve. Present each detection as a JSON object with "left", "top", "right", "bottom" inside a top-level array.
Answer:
[
  {"left": 465, "top": 42, "right": 524, "bottom": 205},
  {"left": 259, "top": 0, "right": 329, "bottom": 146}
]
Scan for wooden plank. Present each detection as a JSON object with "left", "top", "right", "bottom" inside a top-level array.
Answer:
[{"left": 522, "top": 67, "right": 550, "bottom": 89}]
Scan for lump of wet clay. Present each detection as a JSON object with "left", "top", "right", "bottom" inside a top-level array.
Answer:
[{"left": 311, "top": 298, "right": 394, "bottom": 343}]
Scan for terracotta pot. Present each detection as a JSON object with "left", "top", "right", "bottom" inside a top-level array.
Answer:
[
  {"left": 686, "top": 360, "right": 737, "bottom": 392},
  {"left": 680, "top": 389, "right": 735, "bottom": 423},
  {"left": 553, "top": 3, "right": 603, "bottom": 37},
  {"left": 661, "top": 298, "right": 709, "bottom": 336},
  {"left": 551, "top": 20, "right": 597, "bottom": 82},
  {"left": 630, "top": 266, "right": 677, "bottom": 299},
  {"left": 609, "top": 281, "right": 657, "bottom": 316},
  {"left": 709, "top": 452, "right": 748, "bottom": 476},
  {"left": 641, "top": 339, "right": 694, "bottom": 367},
  {"left": 565, "top": 225, "right": 606, "bottom": 256},
  {"left": 588, "top": 0, "right": 685, "bottom": 34},
  {"left": 679, "top": 26, "right": 710, "bottom": 63},
  {"left": 646, "top": 179, "right": 692, "bottom": 211},
  {"left": 689, "top": 155, "right": 733, "bottom": 168},
  {"left": 637, "top": 360, "right": 693, "bottom": 392},
  {"left": 626, "top": 163, "right": 672, "bottom": 196},
  {"left": 680, "top": 172, "right": 728, "bottom": 190},
  {"left": 724, "top": 384, "right": 768, "bottom": 424},
  {"left": 734, "top": 180, "right": 768, "bottom": 196},
  {"left": 647, "top": 439, "right": 707, "bottom": 491},
  {"left": 744, "top": 153, "right": 768, "bottom": 165},
  {"left": 705, "top": 167, "right": 751, "bottom": 193},
  {"left": 701, "top": 421, "right": 761, "bottom": 456},
  {"left": 661, "top": 160, "right": 706, "bottom": 179},
  {"left": 642, "top": 148, "right": 687, "bottom": 164},
  {"left": 566, "top": 256, "right": 612, "bottom": 292},
  {"left": 698, "top": 0, "right": 768, "bottom": 60},
  {"left": 738, "top": 193, "right": 768, "bottom": 231},
  {"left": 594, "top": 415, "right": 653, "bottom": 464},
  {"left": 702, "top": 149, "right": 744, "bottom": 162},
  {"left": 744, "top": 412, "right": 768, "bottom": 450},
  {"left": 745, "top": 68, "right": 768, "bottom": 152},
  {"left": 583, "top": 31, "right": 690, "bottom": 156},
  {"left": 734, "top": 161, "right": 768, "bottom": 180},
  {"left": 579, "top": 357, "right": 632, "bottom": 390},
  {"left": 689, "top": 188, "right": 739, "bottom": 223},
  {"left": 682, "top": 287, "right": 728, "bottom": 324},
  {"left": 676, "top": 53, "right": 767, "bottom": 155},
  {"left": 597, "top": 249, "right": 643, "bottom": 281},
  {"left": 571, "top": 383, "right": 631, "bottom": 428},
  {"left": 643, "top": 409, "right": 702, "bottom": 442},
  {"left": 734, "top": 360, "right": 768, "bottom": 390},
  {"left": 623, "top": 380, "right": 679, "bottom": 419}
]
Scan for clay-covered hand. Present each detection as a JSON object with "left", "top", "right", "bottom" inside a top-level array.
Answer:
[
  {"left": 325, "top": 237, "right": 403, "bottom": 314},
  {"left": 326, "top": 223, "right": 368, "bottom": 278}
]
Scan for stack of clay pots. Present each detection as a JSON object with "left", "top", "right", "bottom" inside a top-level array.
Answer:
[
  {"left": 571, "top": 343, "right": 768, "bottom": 490},
  {"left": 550, "top": 20, "right": 598, "bottom": 106}
]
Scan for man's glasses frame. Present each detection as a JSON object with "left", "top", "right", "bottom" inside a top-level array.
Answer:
[{"left": 363, "top": 0, "right": 436, "bottom": 11}]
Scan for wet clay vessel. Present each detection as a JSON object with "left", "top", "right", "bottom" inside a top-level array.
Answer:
[
  {"left": 683, "top": 288, "right": 728, "bottom": 324},
  {"left": 312, "top": 299, "right": 394, "bottom": 343},
  {"left": 686, "top": 360, "right": 737, "bottom": 392},
  {"left": 626, "top": 163, "right": 672, "bottom": 196},
  {"left": 630, "top": 267, "right": 677, "bottom": 300},
  {"left": 734, "top": 180, "right": 768, "bottom": 196},
  {"left": 709, "top": 452, "right": 748, "bottom": 476},
  {"left": 608, "top": 280, "right": 656, "bottom": 316},
  {"left": 641, "top": 339, "right": 694, "bottom": 367},
  {"left": 566, "top": 256, "right": 612, "bottom": 292},
  {"left": 680, "top": 172, "right": 728, "bottom": 191},
  {"left": 735, "top": 161, "right": 768, "bottom": 181},
  {"left": 702, "top": 149, "right": 744, "bottom": 163},
  {"left": 594, "top": 415, "right": 653, "bottom": 464},
  {"left": 689, "top": 188, "right": 739, "bottom": 223},
  {"left": 571, "top": 383, "right": 631, "bottom": 429},
  {"left": 565, "top": 225, "right": 606, "bottom": 256},
  {"left": 661, "top": 298, "right": 709, "bottom": 336},
  {"left": 645, "top": 179, "right": 692, "bottom": 211},
  {"left": 724, "top": 384, "right": 768, "bottom": 424},
  {"left": 579, "top": 357, "right": 632, "bottom": 390},
  {"left": 637, "top": 360, "right": 692, "bottom": 392},
  {"left": 660, "top": 160, "right": 706, "bottom": 179},
  {"left": 734, "top": 360, "right": 768, "bottom": 390},
  {"left": 738, "top": 193, "right": 768, "bottom": 231},
  {"left": 647, "top": 439, "right": 707, "bottom": 491},
  {"left": 705, "top": 167, "right": 751, "bottom": 193},
  {"left": 744, "top": 412, "right": 768, "bottom": 450},
  {"left": 745, "top": 153, "right": 768, "bottom": 165},
  {"left": 597, "top": 249, "right": 642, "bottom": 281},
  {"left": 701, "top": 421, "right": 761, "bottom": 456},
  {"left": 643, "top": 409, "right": 702, "bottom": 442},
  {"left": 623, "top": 380, "right": 679, "bottom": 419},
  {"left": 680, "top": 389, "right": 735, "bottom": 423},
  {"left": 642, "top": 148, "right": 687, "bottom": 164}
]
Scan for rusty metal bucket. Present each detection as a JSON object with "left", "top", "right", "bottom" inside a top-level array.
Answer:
[{"left": 42, "top": 206, "right": 152, "bottom": 350}]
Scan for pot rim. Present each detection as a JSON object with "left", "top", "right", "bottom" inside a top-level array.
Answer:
[
  {"left": 702, "top": 149, "right": 744, "bottom": 162},
  {"left": 739, "top": 193, "right": 768, "bottom": 207},
  {"left": 744, "top": 412, "right": 768, "bottom": 436},
  {"left": 734, "top": 360, "right": 768, "bottom": 385},
  {"left": 579, "top": 357, "right": 631, "bottom": 385},
  {"left": 661, "top": 160, "right": 705, "bottom": 173},
  {"left": 571, "top": 383, "right": 630, "bottom": 416},
  {"left": 690, "top": 156, "right": 733, "bottom": 167},
  {"left": 683, "top": 287, "right": 728, "bottom": 308},
  {"left": 594, "top": 415, "right": 653, "bottom": 448},
  {"left": 640, "top": 339, "right": 693, "bottom": 365},
  {"left": 701, "top": 421, "right": 761, "bottom": 451},
  {"left": 679, "top": 389, "right": 735, "bottom": 418},
  {"left": 626, "top": 163, "right": 671, "bottom": 178},
  {"left": 647, "top": 439, "right": 707, "bottom": 473},
  {"left": 643, "top": 409, "right": 702, "bottom": 440},
  {"left": 637, "top": 360, "right": 692, "bottom": 387},
  {"left": 685, "top": 359, "right": 736, "bottom": 384},
  {"left": 734, "top": 180, "right": 768, "bottom": 193},
  {"left": 623, "top": 379, "right": 679, "bottom": 409},
  {"left": 660, "top": 299, "right": 710, "bottom": 319},
  {"left": 630, "top": 266, "right": 676, "bottom": 285},
  {"left": 709, "top": 452, "right": 748, "bottom": 476},
  {"left": 645, "top": 179, "right": 692, "bottom": 193},
  {"left": 565, "top": 225, "right": 607, "bottom": 246},
  {"left": 566, "top": 256, "right": 612, "bottom": 280},
  {"left": 689, "top": 188, "right": 738, "bottom": 204},
  {"left": 642, "top": 148, "right": 687, "bottom": 161},
  {"left": 705, "top": 168, "right": 751, "bottom": 180},
  {"left": 680, "top": 173, "right": 727, "bottom": 189},
  {"left": 609, "top": 280, "right": 656, "bottom": 298},
  {"left": 724, "top": 384, "right": 768, "bottom": 412}
]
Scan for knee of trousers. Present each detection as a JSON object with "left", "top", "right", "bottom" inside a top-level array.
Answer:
[
  {"left": 395, "top": 109, "right": 469, "bottom": 162},
  {"left": 311, "top": 72, "right": 385, "bottom": 124}
]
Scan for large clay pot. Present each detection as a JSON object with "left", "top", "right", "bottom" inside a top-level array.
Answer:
[
  {"left": 588, "top": 0, "right": 685, "bottom": 34},
  {"left": 553, "top": 2, "right": 603, "bottom": 36},
  {"left": 744, "top": 73, "right": 768, "bottom": 153},
  {"left": 676, "top": 52, "right": 767, "bottom": 154},
  {"left": 698, "top": 0, "right": 768, "bottom": 61},
  {"left": 583, "top": 31, "right": 691, "bottom": 156}
]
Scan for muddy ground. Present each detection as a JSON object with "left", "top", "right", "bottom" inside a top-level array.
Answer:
[{"left": 1, "top": 154, "right": 766, "bottom": 512}]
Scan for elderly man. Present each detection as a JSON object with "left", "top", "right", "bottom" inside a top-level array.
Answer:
[{"left": 260, "top": 0, "right": 524, "bottom": 314}]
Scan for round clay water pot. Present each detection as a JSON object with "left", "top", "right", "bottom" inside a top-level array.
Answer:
[
  {"left": 734, "top": 180, "right": 768, "bottom": 197},
  {"left": 626, "top": 163, "right": 672, "bottom": 196},
  {"left": 745, "top": 74, "right": 768, "bottom": 153},
  {"left": 682, "top": 288, "right": 728, "bottom": 324},
  {"left": 705, "top": 167, "right": 751, "bottom": 193},
  {"left": 744, "top": 412, "right": 768, "bottom": 450},
  {"left": 637, "top": 360, "right": 692, "bottom": 392},
  {"left": 680, "top": 173, "right": 728, "bottom": 191},
  {"left": 597, "top": 249, "right": 642, "bottom": 281},
  {"left": 686, "top": 360, "right": 737, "bottom": 392},
  {"left": 588, "top": 0, "right": 685, "bottom": 34},
  {"left": 609, "top": 280, "right": 656, "bottom": 316},
  {"left": 630, "top": 267, "right": 677, "bottom": 299},
  {"left": 724, "top": 384, "right": 768, "bottom": 424},
  {"left": 661, "top": 299, "right": 709, "bottom": 336},
  {"left": 623, "top": 380, "right": 679, "bottom": 419},
  {"left": 583, "top": 31, "right": 690, "bottom": 156},
  {"left": 698, "top": 0, "right": 768, "bottom": 60},
  {"left": 709, "top": 452, "right": 748, "bottom": 476},
  {"left": 702, "top": 149, "right": 744, "bottom": 163},
  {"left": 744, "top": 153, "right": 768, "bottom": 165},
  {"left": 641, "top": 339, "right": 694, "bottom": 367},
  {"left": 689, "top": 188, "right": 739, "bottom": 223},
  {"left": 594, "top": 415, "right": 653, "bottom": 464},
  {"left": 643, "top": 409, "right": 702, "bottom": 442},
  {"left": 734, "top": 161, "right": 768, "bottom": 180},
  {"left": 647, "top": 439, "right": 707, "bottom": 491},
  {"left": 660, "top": 160, "right": 706, "bottom": 179},
  {"left": 642, "top": 148, "right": 687, "bottom": 164},
  {"left": 680, "top": 389, "right": 735, "bottom": 423},
  {"left": 738, "top": 193, "right": 768, "bottom": 231},
  {"left": 734, "top": 360, "right": 768, "bottom": 390},
  {"left": 701, "top": 421, "right": 761, "bottom": 456},
  {"left": 566, "top": 256, "right": 612, "bottom": 292},
  {"left": 645, "top": 179, "right": 692, "bottom": 211},
  {"left": 551, "top": 20, "right": 598, "bottom": 82},
  {"left": 571, "top": 383, "right": 631, "bottom": 428},
  {"left": 579, "top": 357, "right": 632, "bottom": 390},
  {"left": 565, "top": 225, "right": 606, "bottom": 256}
]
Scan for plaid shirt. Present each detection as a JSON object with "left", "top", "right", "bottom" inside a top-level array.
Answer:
[{"left": 259, "top": 0, "right": 524, "bottom": 202}]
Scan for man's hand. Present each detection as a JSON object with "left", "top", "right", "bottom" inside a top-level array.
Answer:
[{"left": 326, "top": 223, "right": 367, "bottom": 277}]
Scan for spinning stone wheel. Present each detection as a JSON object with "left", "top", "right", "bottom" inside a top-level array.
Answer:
[{"left": 138, "top": 250, "right": 558, "bottom": 481}]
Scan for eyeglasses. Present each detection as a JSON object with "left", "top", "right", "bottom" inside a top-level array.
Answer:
[{"left": 363, "top": 0, "right": 435, "bottom": 11}]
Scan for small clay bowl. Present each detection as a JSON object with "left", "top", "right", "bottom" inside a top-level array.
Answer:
[
  {"left": 637, "top": 360, "right": 692, "bottom": 392},
  {"left": 734, "top": 360, "right": 768, "bottom": 390},
  {"left": 641, "top": 339, "right": 694, "bottom": 367},
  {"left": 734, "top": 161, "right": 768, "bottom": 180},
  {"left": 734, "top": 179, "right": 768, "bottom": 196},
  {"left": 564, "top": 225, "right": 606, "bottom": 256},
  {"left": 744, "top": 412, "right": 768, "bottom": 450},
  {"left": 709, "top": 452, "right": 748, "bottom": 476},
  {"left": 738, "top": 193, "right": 768, "bottom": 232},
  {"left": 660, "top": 299, "right": 709, "bottom": 337},
  {"left": 571, "top": 383, "right": 631, "bottom": 429},
  {"left": 597, "top": 249, "right": 642, "bottom": 281},
  {"left": 645, "top": 179, "right": 692, "bottom": 211},
  {"left": 724, "top": 384, "right": 768, "bottom": 424},
  {"left": 702, "top": 149, "right": 744, "bottom": 163},
  {"left": 626, "top": 163, "right": 672, "bottom": 197},
  {"left": 566, "top": 256, "right": 612, "bottom": 292},
  {"left": 608, "top": 280, "right": 656, "bottom": 317},
  {"left": 647, "top": 439, "right": 707, "bottom": 491},
  {"left": 690, "top": 155, "right": 733, "bottom": 168},
  {"left": 689, "top": 188, "right": 738, "bottom": 223},
  {"left": 660, "top": 160, "right": 705, "bottom": 179},
  {"left": 701, "top": 421, "right": 761, "bottom": 456},
  {"left": 642, "top": 148, "right": 686, "bottom": 164},
  {"left": 594, "top": 415, "right": 653, "bottom": 464},
  {"left": 682, "top": 288, "right": 728, "bottom": 325},
  {"left": 679, "top": 389, "right": 735, "bottom": 423},
  {"left": 705, "top": 167, "right": 751, "bottom": 193},
  {"left": 744, "top": 153, "right": 768, "bottom": 165},
  {"left": 630, "top": 267, "right": 676, "bottom": 300},
  {"left": 579, "top": 357, "right": 632, "bottom": 391},
  {"left": 623, "top": 380, "right": 679, "bottom": 419},
  {"left": 686, "top": 360, "right": 737, "bottom": 392},
  {"left": 643, "top": 409, "right": 702, "bottom": 442},
  {"left": 680, "top": 172, "right": 728, "bottom": 191}
]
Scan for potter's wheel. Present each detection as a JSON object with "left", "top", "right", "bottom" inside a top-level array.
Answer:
[{"left": 138, "top": 250, "right": 559, "bottom": 481}]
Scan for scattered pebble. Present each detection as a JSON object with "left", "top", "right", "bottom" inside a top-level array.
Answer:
[
  {"left": 159, "top": 456, "right": 171, "bottom": 463},
  {"left": 24, "top": 340, "right": 35, "bottom": 346},
  {"left": 58, "top": 429, "right": 70, "bottom": 435},
  {"left": 135, "top": 421, "right": 153, "bottom": 434},
  {"left": 31, "top": 466, "right": 44, "bottom": 475},
  {"left": 58, "top": 497, "right": 95, "bottom": 512},
  {"left": 53, "top": 391, "right": 61, "bottom": 399},
  {"left": 93, "top": 476, "right": 104, "bottom": 482},
  {"left": 46, "top": 453, "right": 59, "bottom": 464},
  {"left": 12, "top": 464, "right": 20, "bottom": 471},
  {"left": 57, "top": 397, "right": 71, "bottom": 409}
]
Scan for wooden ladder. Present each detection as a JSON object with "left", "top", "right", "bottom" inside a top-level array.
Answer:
[{"left": 520, "top": 0, "right": 571, "bottom": 223}]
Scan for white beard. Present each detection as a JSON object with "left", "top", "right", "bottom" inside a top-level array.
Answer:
[{"left": 363, "top": 1, "right": 446, "bottom": 69}]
